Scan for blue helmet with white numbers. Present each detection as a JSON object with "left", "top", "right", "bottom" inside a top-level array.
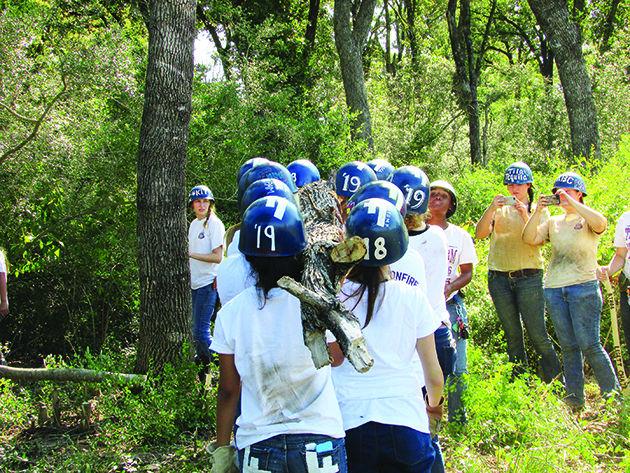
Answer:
[
  {"left": 287, "top": 160, "right": 321, "bottom": 188},
  {"left": 367, "top": 159, "right": 395, "bottom": 181},
  {"left": 552, "top": 172, "right": 587, "bottom": 196},
  {"left": 335, "top": 161, "right": 378, "bottom": 198},
  {"left": 389, "top": 166, "right": 430, "bottom": 214},
  {"left": 237, "top": 157, "right": 270, "bottom": 184},
  {"left": 238, "top": 162, "right": 298, "bottom": 200},
  {"left": 346, "top": 180, "right": 407, "bottom": 216},
  {"left": 189, "top": 185, "right": 214, "bottom": 204},
  {"left": 240, "top": 178, "right": 297, "bottom": 214},
  {"left": 345, "top": 198, "right": 409, "bottom": 267},
  {"left": 239, "top": 196, "right": 307, "bottom": 257},
  {"left": 503, "top": 162, "right": 533, "bottom": 185}
]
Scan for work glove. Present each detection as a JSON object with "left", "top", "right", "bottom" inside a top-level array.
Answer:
[
  {"left": 210, "top": 445, "right": 238, "bottom": 473},
  {"left": 425, "top": 395, "right": 444, "bottom": 438}
]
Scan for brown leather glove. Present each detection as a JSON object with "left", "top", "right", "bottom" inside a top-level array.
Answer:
[{"left": 425, "top": 395, "right": 444, "bottom": 438}]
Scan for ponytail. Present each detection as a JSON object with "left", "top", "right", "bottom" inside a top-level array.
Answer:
[
  {"left": 527, "top": 186, "right": 534, "bottom": 214},
  {"left": 343, "top": 266, "right": 387, "bottom": 328}
]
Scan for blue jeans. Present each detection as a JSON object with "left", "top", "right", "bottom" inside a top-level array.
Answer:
[
  {"left": 238, "top": 434, "right": 347, "bottom": 473},
  {"left": 544, "top": 280, "right": 620, "bottom": 406},
  {"left": 429, "top": 326, "right": 454, "bottom": 473},
  {"left": 191, "top": 282, "right": 217, "bottom": 364},
  {"left": 345, "top": 422, "right": 434, "bottom": 473},
  {"left": 447, "top": 294, "right": 468, "bottom": 423},
  {"left": 488, "top": 270, "right": 561, "bottom": 382}
]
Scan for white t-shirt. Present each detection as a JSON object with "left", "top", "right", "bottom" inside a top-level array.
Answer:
[
  {"left": 217, "top": 252, "right": 255, "bottom": 305},
  {"left": 226, "top": 229, "right": 241, "bottom": 256},
  {"left": 613, "top": 211, "right": 630, "bottom": 278},
  {"left": 408, "top": 225, "right": 449, "bottom": 323},
  {"left": 188, "top": 214, "right": 225, "bottom": 290},
  {"left": 332, "top": 280, "right": 441, "bottom": 433},
  {"left": 0, "top": 251, "right": 6, "bottom": 273},
  {"left": 389, "top": 248, "right": 427, "bottom": 294},
  {"left": 443, "top": 224, "right": 478, "bottom": 301},
  {"left": 212, "top": 287, "right": 345, "bottom": 449}
]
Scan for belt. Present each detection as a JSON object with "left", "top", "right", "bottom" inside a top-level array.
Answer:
[{"left": 491, "top": 269, "right": 541, "bottom": 279}]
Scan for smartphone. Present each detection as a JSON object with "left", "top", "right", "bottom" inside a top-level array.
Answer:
[
  {"left": 503, "top": 196, "right": 516, "bottom": 205},
  {"left": 540, "top": 194, "right": 560, "bottom": 206}
]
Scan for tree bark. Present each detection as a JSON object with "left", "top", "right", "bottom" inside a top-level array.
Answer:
[
  {"left": 285, "top": 180, "right": 373, "bottom": 372},
  {"left": 135, "top": 0, "right": 196, "bottom": 373},
  {"left": 527, "top": 0, "right": 600, "bottom": 159},
  {"left": 333, "top": 0, "right": 377, "bottom": 147},
  {"left": 446, "top": 0, "right": 492, "bottom": 165},
  {"left": 0, "top": 365, "right": 147, "bottom": 385}
]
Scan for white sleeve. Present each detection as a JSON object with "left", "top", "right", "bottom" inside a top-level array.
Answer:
[
  {"left": 613, "top": 214, "right": 628, "bottom": 248},
  {"left": 209, "top": 218, "right": 226, "bottom": 252},
  {"left": 0, "top": 252, "right": 5, "bottom": 273},
  {"left": 459, "top": 230, "right": 478, "bottom": 266},
  {"left": 211, "top": 307, "right": 234, "bottom": 354}
]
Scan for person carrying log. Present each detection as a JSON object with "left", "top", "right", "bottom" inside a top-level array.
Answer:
[
  {"left": 211, "top": 195, "right": 347, "bottom": 473},
  {"left": 328, "top": 197, "right": 444, "bottom": 473}
]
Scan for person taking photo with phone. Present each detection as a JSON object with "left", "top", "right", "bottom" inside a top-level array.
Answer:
[
  {"left": 476, "top": 162, "right": 561, "bottom": 382},
  {"left": 523, "top": 172, "right": 620, "bottom": 409}
]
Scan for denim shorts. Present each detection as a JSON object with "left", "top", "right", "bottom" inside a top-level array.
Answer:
[{"left": 239, "top": 434, "right": 347, "bottom": 473}]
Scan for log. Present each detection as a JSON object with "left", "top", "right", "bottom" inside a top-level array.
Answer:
[
  {"left": 0, "top": 365, "right": 147, "bottom": 385},
  {"left": 293, "top": 180, "right": 374, "bottom": 372}
]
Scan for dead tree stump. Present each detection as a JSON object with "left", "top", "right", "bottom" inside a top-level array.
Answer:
[{"left": 278, "top": 180, "right": 373, "bottom": 373}]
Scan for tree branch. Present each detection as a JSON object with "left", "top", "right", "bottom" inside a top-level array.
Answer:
[
  {"left": 0, "top": 365, "right": 147, "bottom": 385},
  {"left": 475, "top": 0, "right": 497, "bottom": 76},
  {"left": 0, "top": 76, "right": 67, "bottom": 166}
]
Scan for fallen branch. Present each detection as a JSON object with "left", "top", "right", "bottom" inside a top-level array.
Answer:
[
  {"left": 293, "top": 180, "right": 374, "bottom": 372},
  {"left": 0, "top": 365, "right": 147, "bottom": 385},
  {"left": 278, "top": 276, "right": 373, "bottom": 372}
]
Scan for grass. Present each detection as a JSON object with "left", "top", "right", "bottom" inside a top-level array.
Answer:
[{"left": 0, "top": 347, "right": 628, "bottom": 472}]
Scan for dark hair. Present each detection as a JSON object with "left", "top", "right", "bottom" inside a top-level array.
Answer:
[
  {"left": 527, "top": 185, "right": 534, "bottom": 213},
  {"left": 342, "top": 265, "right": 386, "bottom": 328},
  {"left": 245, "top": 253, "right": 304, "bottom": 307}
]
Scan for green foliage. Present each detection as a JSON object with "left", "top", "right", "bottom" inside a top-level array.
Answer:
[
  {"left": 0, "top": 351, "right": 216, "bottom": 471},
  {"left": 444, "top": 346, "right": 629, "bottom": 472}
]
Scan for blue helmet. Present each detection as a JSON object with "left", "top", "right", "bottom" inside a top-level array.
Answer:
[
  {"left": 240, "top": 178, "right": 297, "bottom": 214},
  {"left": 390, "top": 166, "right": 430, "bottom": 214},
  {"left": 239, "top": 196, "right": 308, "bottom": 257},
  {"left": 287, "top": 160, "right": 321, "bottom": 188},
  {"left": 189, "top": 185, "right": 214, "bottom": 204},
  {"left": 553, "top": 172, "right": 587, "bottom": 196},
  {"left": 345, "top": 198, "right": 409, "bottom": 267},
  {"left": 237, "top": 157, "right": 270, "bottom": 184},
  {"left": 335, "top": 161, "right": 377, "bottom": 198},
  {"left": 367, "top": 159, "right": 395, "bottom": 181},
  {"left": 503, "top": 162, "right": 533, "bottom": 185},
  {"left": 238, "top": 162, "right": 298, "bottom": 200},
  {"left": 346, "top": 181, "right": 407, "bottom": 216}
]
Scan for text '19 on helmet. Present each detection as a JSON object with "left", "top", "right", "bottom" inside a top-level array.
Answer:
[
  {"left": 239, "top": 196, "right": 308, "bottom": 257},
  {"left": 335, "top": 161, "right": 378, "bottom": 198}
]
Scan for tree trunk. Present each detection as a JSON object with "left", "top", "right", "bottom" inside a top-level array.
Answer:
[
  {"left": 135, "top": 0, "right": 196, "bottom": 373},
  {"left": 527, "top": 0, "right": 600, "bottom": 159},
  {"left": 599, "top": 0, "right": 621, "bottom": 53},
  {"left": 446, "top": 0, "right": 484, "bottom": 165},
  {"left": 333, "top": 0, "right": 377, "bottom": 147}
]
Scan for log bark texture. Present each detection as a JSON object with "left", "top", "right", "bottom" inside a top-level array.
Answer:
[
  {"left": 278, "top": 180, "right": 373, "bottom": 373},
  {"left": 0, "top": 365, "right": 147, "bottom": 385}
]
